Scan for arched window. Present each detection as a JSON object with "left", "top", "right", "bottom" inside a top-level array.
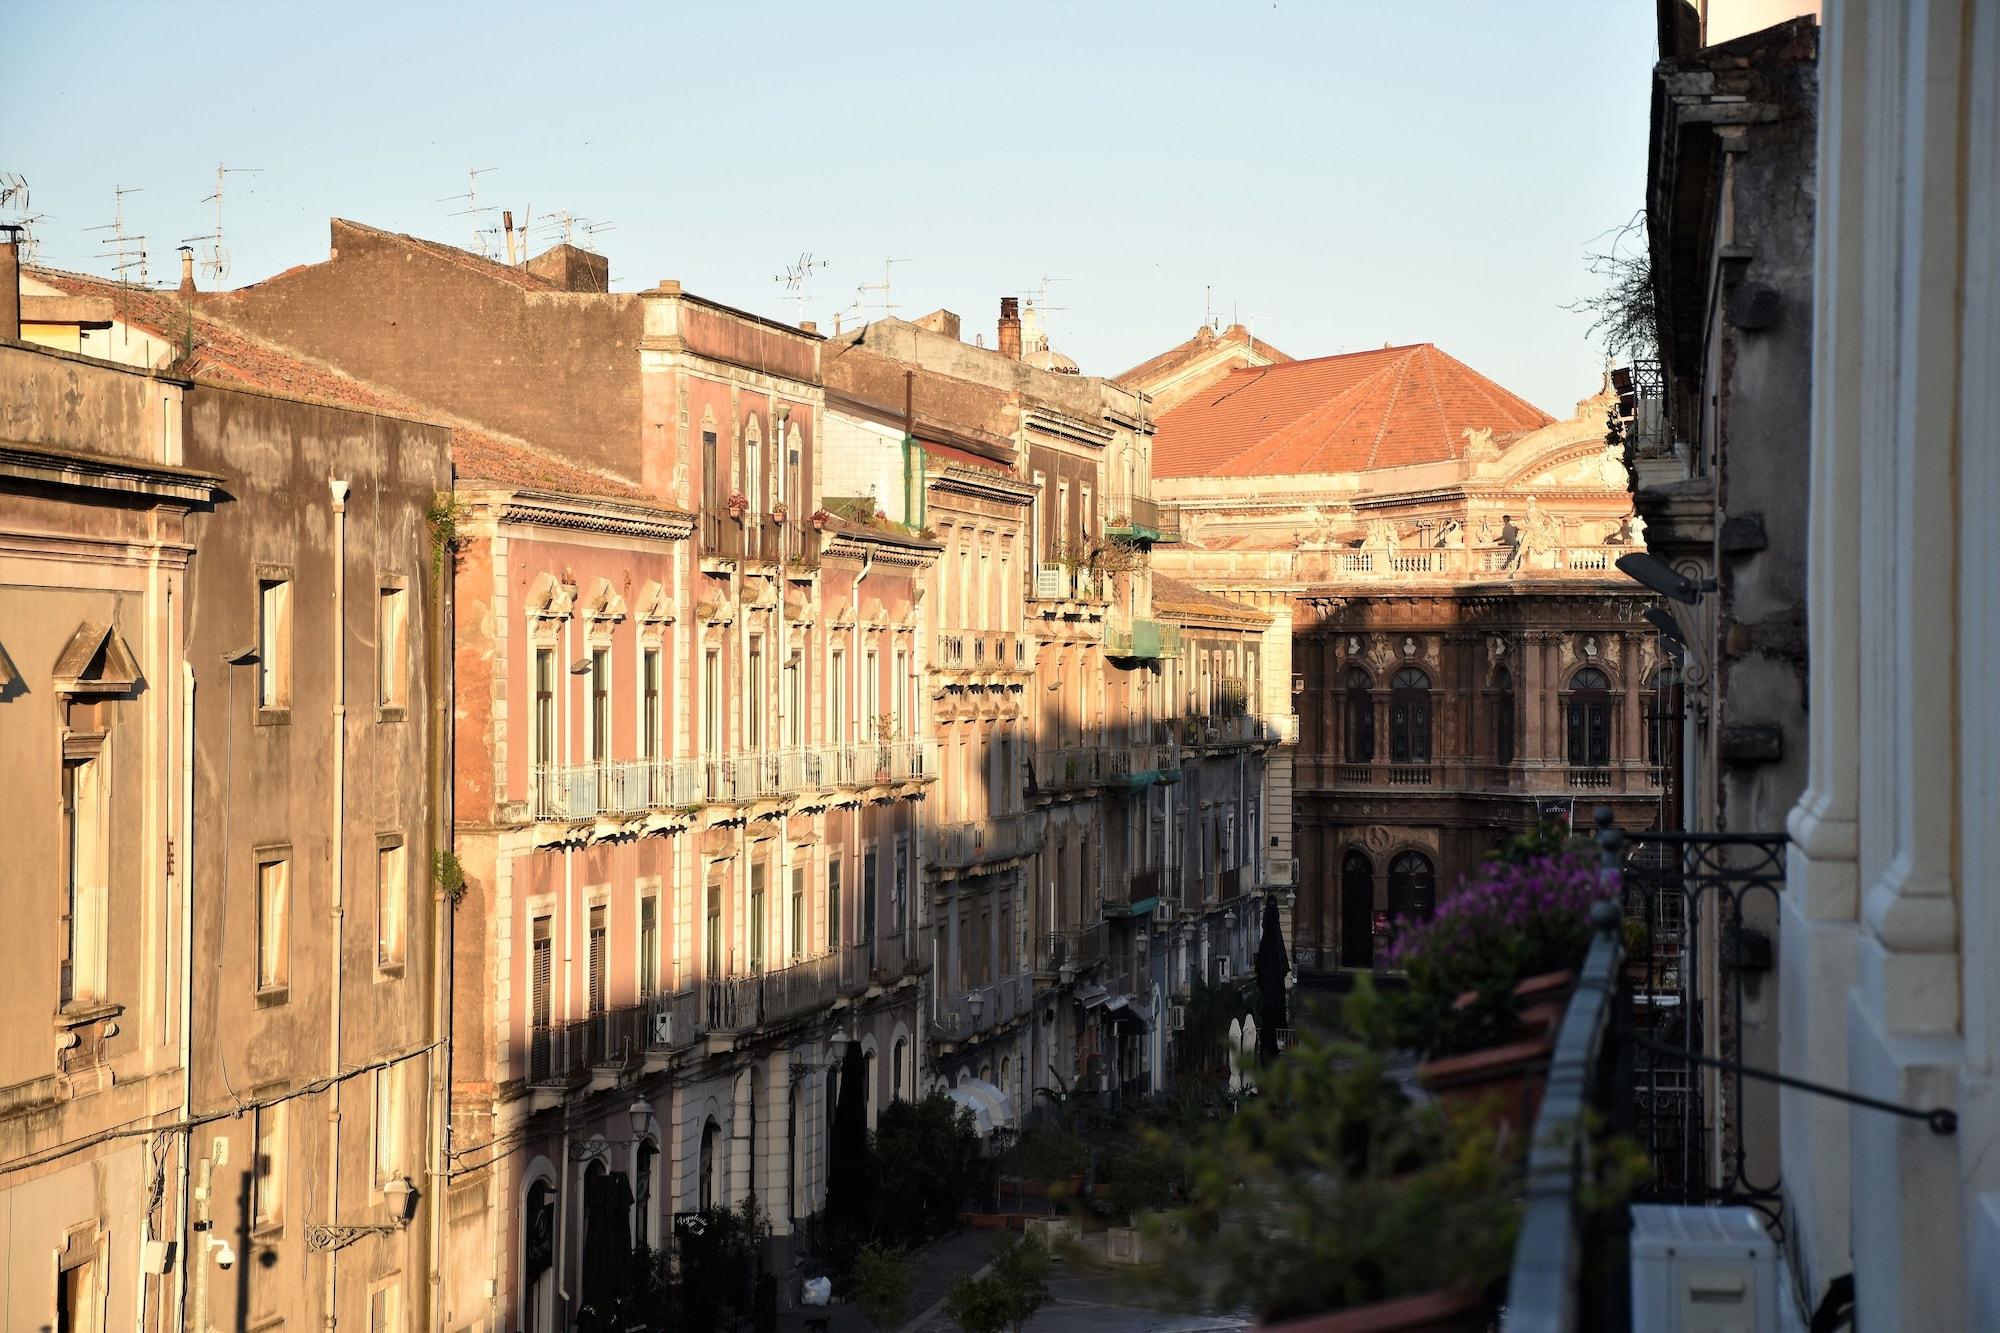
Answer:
[
  {"left": 1566, "top": 668, "right": 1612, "bottom": 767},
  {"left": 1645, "top": 667, "right": 1681, "bottom": 767},
  {"left": 633, "top": 1138, "right": 658, "bottom": 1249},
  {"left": 1387, "top": 851, "right": 1437, "bottom": 925},
  {"left": 1343, "top": 668, "right": 1375, "bottom": 763},
  {"left": 1494, "top": 668, "right": 1517, "bottom": 765},
  {"left": 524, "top": 1178, "right": 556, "bottom": 1333},
  {"left": 1389, "top": 667, "right": 1432, "bottom": 764},
  {"left": 892, "top": 1038, "right": 908, "bottom": 1102},
  {"left": 1339, "top": 849, "right": 1375, "bottom": 969},
  {"left": 699, "top": 1118, "right": 720, "bottom": 1212}
]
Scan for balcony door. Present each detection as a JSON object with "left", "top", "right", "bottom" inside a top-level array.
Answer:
[{"left": 1339, "top": 849, "right": 1374, "bottom": 969}]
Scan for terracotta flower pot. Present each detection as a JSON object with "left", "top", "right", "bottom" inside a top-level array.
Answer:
[
  {"left": 1415, "top": 1034, "right": 1553, "bottom": 1140},
  {"left": 1260, "top": 1284, "right": 1488, "bottom": 1332},
  {"left": 1509, "top": 968, "right": 1577, "bottom": 1042}
]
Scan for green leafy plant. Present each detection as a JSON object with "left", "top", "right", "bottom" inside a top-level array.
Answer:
[
  {"left": 873, "top": 1093, "right": 988, "bottom": 1244},
  {"left": 1010, "top": 1122, "right": 1089, "bottom": 1189},
  {"left": 431, "top": 848, "right": 467, "bottom": 906},
  {"left": 667, "top": 1199, "right": 767, "bottom": 1329},
  {"left": 425, "top": 492, "right": 468, "bottom": 579},
  {"left": 945, "top": 1234, "right": 1049, "bottom": 1333},
  {"left": 853, "top": 1242, "right": 915, "bottom": 1329}
]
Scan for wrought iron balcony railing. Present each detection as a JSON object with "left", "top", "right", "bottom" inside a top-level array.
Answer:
[{"left": 930, "top": 813, "right": 1043, "bottom": 869}]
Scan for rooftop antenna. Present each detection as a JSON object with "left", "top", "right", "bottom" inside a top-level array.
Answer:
[
  {"left": 578, "top": 218, "right": 614, "bottom": 245},
  {"left": 536, "top": 210, "right": 578, "bottom": 246},
  {"left": 86, "top": 185, "right": 148, "bottom": 285},
  {"left": 774, "top": 251, "right": 827, "bottom": 324},
  {"left": 0, "top": 173, "right": 27, "bottom": 214},
  {"left": 0, "top": 173, "right": 40, "bottom": 265},
  {"left": 1204, "top": 284, "right": 1216, "bottom": 332},
  {"left": 856, "top": 256, "right": 910, "bottom": 320},
  {"left": 181, "top": 162, "right": 261, "bottom": 284},
  {"left": 438, "top": 167, "right": 500, "bottom": 258}
]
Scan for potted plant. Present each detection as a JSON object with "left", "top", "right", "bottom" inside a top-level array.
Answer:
[
  {"left": 1374, "top": 849, "right": 1617, "bottom": 1136},
  {"left": 771, "top": 501, "right": 788, "bottom": 522},
  {"left": 811, "top": 506, "right": 834, "bottom": 531},
  {"left": 726, "top": 490, "right": 749, "bottom": 518}
]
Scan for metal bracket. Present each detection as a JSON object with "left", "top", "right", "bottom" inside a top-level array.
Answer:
[
  {"left": 305, "top": 1223, "right": 401, "bottom": 1252},
  {"left": 1637, "top": 1037, "right": 1957, "bottom": 1135}
]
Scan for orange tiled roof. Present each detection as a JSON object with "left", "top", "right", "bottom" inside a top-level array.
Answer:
[
  {"left": 29, "top": 268, "right": 656, "bottom": 504},
  {"left": 1151, "top": 574, "right": 1270, "bottom": 625},
  {"left": 1151, "top": 343, "right": 1552, "bottom": 479}
]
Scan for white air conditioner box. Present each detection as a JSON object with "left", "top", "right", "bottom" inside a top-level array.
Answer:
[{"left": 1630, "top": 1204, "right": 1785, "bottom": 1332}]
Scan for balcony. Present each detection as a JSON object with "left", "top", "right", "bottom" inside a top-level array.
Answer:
[
  {"left": 931, "top": 813, "right": 1043, "bottom": 870},
  {"left": 531, "top": 742, "right": 936, "bottom": 824},
  {"left": 1029, "top": 564, "right": 1111, "bottom": 604},
  {"left": 1106, "top": 744, "right": 1163, "bottom": 790},
  {"left": 1104, "top": 614, "right": 1179, "bottom": 661},
  {"left": 1032, "top": 745, "right": 1105, "bottom": 793},
  {"left": 1506, "top": 822, "right": 1790, "bottom": 1327},
  {"left": 1038, "top": 922, "right": 1108, "bottom": 975},
  {"left": 1104, "top": 495, "right": 1165, "bottom": 543},
  {"left": 935, "top": 972, "right": 1033, "bottom": 1044},
  {"left": 1103, "top": 866, "right": 1163, "bottom": 918},
  {"left": 532, "top": 758, "right": 705, "bottom": 821}
]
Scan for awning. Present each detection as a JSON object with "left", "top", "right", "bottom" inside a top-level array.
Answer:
[
  {"left": 945, "top": 1077, "right": 1016, "bottom": 1136},
  {"left": 1076, "top": 984, "right": 1110, "bottom": 1010},
  {"left": 946, "top": 1086, "right": 997, "bottom": 1135}
]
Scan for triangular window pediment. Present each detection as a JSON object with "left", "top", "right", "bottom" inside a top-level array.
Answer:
[{"left": 53, "top": 621, "right": 143, "bottom": 697}]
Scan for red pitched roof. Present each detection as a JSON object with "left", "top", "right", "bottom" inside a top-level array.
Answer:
[
  {"left": 1151, "top": 343, "right": 1553, "bottom": 478},
  {"left": 29, "top": 268, "right": 657, "bottom": 505},
  {"left": 1151, "top": 574, "right": 1270, "bottom": 625}
]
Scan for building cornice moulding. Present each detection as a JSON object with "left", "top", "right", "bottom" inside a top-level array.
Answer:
[{"left": 474, "top": 488, "right": 696, "bottom": 542}]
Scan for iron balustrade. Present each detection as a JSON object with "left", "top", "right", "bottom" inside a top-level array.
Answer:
[
  {"left": 529, "top": 742, "right": 936, "bottom": 821},
  {"left": 938, "top": 972, "right": 1032, "bottom": 1039},
  {"left": 930, "top": 814, "right": 1043, "bottom": 869}
]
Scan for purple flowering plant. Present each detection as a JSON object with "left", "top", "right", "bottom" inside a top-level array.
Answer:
[{"left": 1380, "top": 848, "right": 1619, "bottom": 1056}]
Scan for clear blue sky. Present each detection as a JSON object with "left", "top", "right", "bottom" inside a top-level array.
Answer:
[{"left": 0, "top": 0, "right": 1654, "bottom": 415}]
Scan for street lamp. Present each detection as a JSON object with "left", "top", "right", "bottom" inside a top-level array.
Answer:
[
  {"left": 1615, "top": 552, "right": 1715, "bottom": 606},
  {"left": 568, "top": 1098, "right": 655, "bottom": 1162}
]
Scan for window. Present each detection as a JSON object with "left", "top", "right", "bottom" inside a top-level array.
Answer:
[
  {"left": 1340, "top": 850, "right": 1375, "bottom": 969},
  {"left": 1389, "top": 667, "right": 1431, "bottom": 764},
  {"left": 699, "top": 1118, "right": 720, "bottom": 1211},
  {"left": 863, "top": 649, "right": 880, "bottom": 739},
  {"left": 701, "top": 429, "right": 721, "bottom": 511},
  {"left": 378, "top": 585, "right": 408, "bottom": 712},
  {"left": 705, "top": 882, "right": 723, "bottom": 976},
  {"left": 377, "top": 840, "right": 407, "bottom": 970},
  {"left": 1387, "top": 851, "right": 1437, "bottom": 926},
  {"left": 59, "top": 745, "right": 108, "bottom": 1006},
  {"left": 257, "top": 855, "right": 290, "bottom": 993},
  {"left": 826, "top": 860, "right": 842, "bottom": 951},
  {"left": 258, "top": 575, "right": 293, "bottom": 710},
  {"left": 254, "top": 1102, "right": 285, "bottom": 1227},
  {"left": 1645, "top": 668, "right": 1681, "bottom": 767},
  {"left": 702, "top": 650, "right": 723, "bottom": 756},
  {"left": 749, "top": 863, "right": 767, "bottom": 971},
  {"left": 892, "top": 1038, "right": 908, "bottom": 1102},
  {"left": 589, "top": 649, "right": 610, "bottom": 763},
  {"left": 1566, "top": 667, "right": 1612, "bottom": 768},
  {"left": 862, "top": 846, "right": 879, "bottom": 947},
  {"left": 642, "top": 648, "right": 662, "bottom": 761},
  {"left": 373, "top": 1063, "right": 402, "bottom": 1186},
  {"left": 1495, "top": 668, "right": 1517, "bottom": 765},
  {"left": 748, "top": 637, "right": 765, "bottom": 749},
  {"left": 534, "top": 649, "right": 556, "bottom": 767},
  {"left": 587, "top": 904, "right": 607, "bottom": 1018},
  {"left": 895, "top": 838, "right": 910, "bottom": 934},
  {"left": 530, "top": 916, "right": 552, "bottom": 1080},
  {"left": 892, "top": 649, "right": 908, "bottom": 739},
  {"left": 829, "top": 650, "right": 846, "bottom": 742},
  {"left": 639, "top": 895, "right": 659, "bottom": 999},
  {"left": 56, "top": 1254, "right": 100, "bottom": 1333},
  {"left": 368, "top": 1280, "right": 399, "bottom": 1333},
  {"left": 790, "top": 866, "right": 805, "bottom": 960},
  {"left": 1342, "top": 668, "right": 1374, "bottom": 763}
]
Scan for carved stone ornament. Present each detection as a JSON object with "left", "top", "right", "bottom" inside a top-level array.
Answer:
[
  {"left": 1402, "top": 636, "right": 1418, "bottom": 659},
  {"left": 1362, "top": 825, "right": 1395, "bottom": 853},
  {"left": 1347, "top": 636, "right": 1363, "bottom": 657}
]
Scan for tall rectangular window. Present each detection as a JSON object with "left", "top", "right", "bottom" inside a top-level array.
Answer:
[
  {"left": 254, "top": 1102, "right": 285, "bottom": 1227},
  {"left": 863, "top": 650, "right": 880, "bottom": 738},
  {"left": 642, "top": 648, "right": 662, "bottom": 761},
  {"left": 373, "top": 1063, "right": 401, "bottom": 1185},
  {"left": 747, "top": 637, "right": 765, "bottom": 749},
  {"left": 589, "top": 649, "right": 610, "bottom": 763},
  {"left": 639, "top": 895, "right": 659, "bottom": 998},
  {"left": 702, "top": 650, "right": 723, "bottom": 756},
  {"left": 790, "top": 865, "right": 805, "bottom": 960},
  {"left": 895, "top": 836, "right": 910, "bottom": 934},
  {"left": 863, "top": 846, "right": 879, "bottom": 946},
  {"left": 749, "top": 863, "right": 766, "bottom": 971},
  {"left": 829, "top": 650, "right": 846, "bottom": 742},
  {"left": 705, "top": 882, "right": 723, "bottom": 975},
  {"left": 376, "top": 840, "right": 407, "bottom": 970},
  {"left": 368, "top": 1283, "right": 399, "bottom": 1333},
  {"left": 534, "top": 648, "right": 556, "bottom": 766},
  {"left": 784, "top": 658, "right": 802, "bottom": 748},
  {"left": 826, "top": 860, "right": 842, "bottom": 951},
  {"left": 257, "top": 855, "right": 290, "bottom": 993},
  {"left": 892, "top": 649, "right": 908, "bottom": 739},
  {"left": 377, "top": 585, "right": 408, "bottom": 712},
  {"left": 59, "top": 747, "right": 107, "bottom": 1006},
  {"left": 530, "top": 916, "right": 552, "bottom": 1079},
  {"left": 258, "top": 575, "right": 293, "bottom": 710},
  {"left": 588, "top": 904, "right": 607, "bottom": 1016}
]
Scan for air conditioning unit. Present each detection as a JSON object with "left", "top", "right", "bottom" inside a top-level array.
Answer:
[
  {"left": 1630, "top": 1205, "right": 1799, "bottom": 1333},
  {"left": 1167, "top": 1004, "right": 1187, "bottom": 1032},
  {"left": 651, "top": 1011, "right": 675, "bottom": 1047}
]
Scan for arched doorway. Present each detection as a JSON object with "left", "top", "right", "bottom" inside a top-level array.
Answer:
[
  {"left": 523, "top": 1177, "right": 557, "bottom": 1333},
  {"left": 1389, "top": 667, "right": 1432, "bottom": 765},
  {"left": 1387, "top": 851, "right": 1437, "bottom": 926},
  {"left": 1339, "top": 848, "right": 1375, "bottom": 968},
  {"left": 1566, "top": 667, "right": 1612, "bottom": 768},
  {"left": 698, "top": 1117, "right": 720, "bottom": 1212},
  {"left": 633, "top": 1138, "right": 658, "bottom": 1251}
]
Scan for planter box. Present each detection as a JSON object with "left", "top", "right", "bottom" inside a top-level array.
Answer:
[
  {"left": 1419, "top": 970, "right": 1577, "bottom": 1140},
  {"left": 1023, "top": 1215, "right": 1078, "bottom": 1254},
  {"left": 1260, "top": 1285, "right": 1487, "bottom": 1333}
]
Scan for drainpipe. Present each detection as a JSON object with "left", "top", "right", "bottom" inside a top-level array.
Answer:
[
  {"left": 426, "top": 495, "right": 455, "bottom": 1332},
  {"left": 173, "top": 662, "right": 196, "bottom": 1332},
  {"left": 326, "top": 478, "right": 350, "bottom": 1333}
]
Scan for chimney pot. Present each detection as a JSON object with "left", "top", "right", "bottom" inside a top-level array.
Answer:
[
  {"left": 178, "top": 245, "right": 196, "bottom": 301},
  {"left": 799, "top": 320, "right": 818, "bottom": 334},
  {"left": 0, "top": 225, "right": 19, "bottom": 343}
]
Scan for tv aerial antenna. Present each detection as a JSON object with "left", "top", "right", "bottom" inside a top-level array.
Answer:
[
  {"left": 856, "top": 256, "right": 910, "bottom": 321},
  {"left": 86, "top": 184, "right": 148, "bottom": 285},
  {"left": 439, "top": 167, "right": 500, "bottom": 258},
  {"left": 182, "top": 162, "right": 261, "bottom": 284},
  {"left": 773, "top": 251, "right": 826, "bottom": 323},
  {"left": 0, "top": 173, "right": 42, "bottom": 264}
]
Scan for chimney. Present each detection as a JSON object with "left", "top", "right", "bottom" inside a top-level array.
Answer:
[
  {"left": 0, "top": 224, "right": 19, "bottom": 343},
  {"left": 178, "top": 245, "right": 196, "bottom": 302},
  {"left": 799, "top": 320, "right": 818, "bottom": 335},
  {"left": 997, "top": 297, "right": 1022, "bottom": 360},
  {"left": 502, "top": 210, "right": 518, "bottom": 266}
]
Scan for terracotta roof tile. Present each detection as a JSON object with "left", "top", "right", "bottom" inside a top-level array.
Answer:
[
  {"left": 1152, "top": 343, "right": 1552, "bottom": 479},
  {"left": 1151, "top": 574, "right": 1270, "bottom": 625}
]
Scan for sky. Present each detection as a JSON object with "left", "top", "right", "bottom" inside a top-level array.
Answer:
[{"left": 0, "top": 0, "right": 1655, "bottom": 416}]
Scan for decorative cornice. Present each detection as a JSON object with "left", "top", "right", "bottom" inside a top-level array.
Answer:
[
  {"left": 823, "top": 530, "right": 940, "bottom": 568},
  {"left": 929, "top": 464, "right": 1038, "bottom": 506},
  {"left": 492, "top": 488, "right": 695, "bottom": 542},
  {"left": 0, "top": 441, "right": 222, "bottom": 506}
]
